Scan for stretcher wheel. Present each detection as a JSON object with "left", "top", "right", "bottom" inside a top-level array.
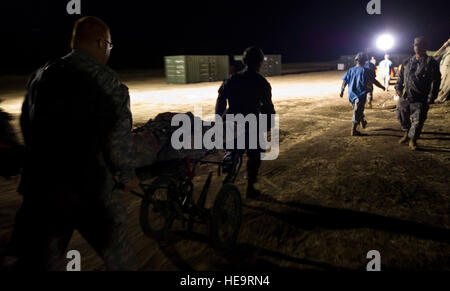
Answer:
[
  {"left": 210, "top": 184, "right": 242, "bottom": 251},
  {"left": 140, "top": 177, "right": 178, "bottom": 239}
]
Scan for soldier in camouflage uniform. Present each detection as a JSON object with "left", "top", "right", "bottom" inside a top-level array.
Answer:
[
  {"left": 396, "top": 37, "right": 441, "bottom": 151},
  {"left": 5, "top": 16, "right": 139, "bottom": 270}
]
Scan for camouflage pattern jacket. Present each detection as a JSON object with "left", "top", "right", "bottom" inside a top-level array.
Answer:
[
  {"left": 20, "top": 49, "right": 136, "bottom": 195},
  {"left": 395, "top": 55, "right": 441, "bottom": 104}
]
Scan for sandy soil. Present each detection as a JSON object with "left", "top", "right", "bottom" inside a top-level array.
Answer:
[{"left": 0, "top": 71, "right": 449, "bottom": 271}]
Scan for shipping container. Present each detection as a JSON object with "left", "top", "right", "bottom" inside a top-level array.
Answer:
[
  {"left": 233, "top": 55, "right": 282, "bottom": 77},
  {"left": 337, "top": 63, "right": 346, "bottom": 71},
  {"left": 337, "top": 55, "right": 356, "bottom": 70},
  {"left": 164, "top": 55, "right": 229, "bottom": 84}
]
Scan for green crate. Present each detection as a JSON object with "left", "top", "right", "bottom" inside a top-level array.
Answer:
[
  {"left": 338, "top": 55, "right": 356, "bottom": 69},
  {"left": 233, "top": 54, "right": 282, "bottom": 77},
  {"left": 165, "top": 56, "right": 229, "bottom": 84}
]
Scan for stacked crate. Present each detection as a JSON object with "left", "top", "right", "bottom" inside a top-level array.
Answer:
[
  {"left": 337, "top": 55, "right": 356, "bottom": 71},
  {"left": 164, "top": 56, "right": 229, "bottom": 84},
  {"left": 262, "top": 55, "right": 282, "bottom": 76},
  {"left": 233, "top": 55, "right": 282, "bottom": 77}
]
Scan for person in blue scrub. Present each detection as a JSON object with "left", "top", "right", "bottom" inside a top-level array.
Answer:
[{"left": 340, "top": 52, "right": 377, "bottom": 136}]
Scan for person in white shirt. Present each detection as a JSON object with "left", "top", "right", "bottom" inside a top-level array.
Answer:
[{"left": 379, "top": 54, "right": 393, "bottom": 91}]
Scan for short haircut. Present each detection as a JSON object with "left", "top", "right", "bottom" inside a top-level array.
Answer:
[
  {"left": 71, "top": 16, "right": 110, "bottom": 49},
  {"left": 414, "top": 36, "right": 428, "bottom": 48},
  {"left": 355, "top": 52, "right": 368, "bottom": 64},
  {"left": 243, "top": 46, "right": 265, "bottom": 66}
]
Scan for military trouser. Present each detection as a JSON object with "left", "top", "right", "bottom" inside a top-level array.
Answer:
[
  {"left": 396, "top": 98, "right": 429, "bottom": 140},
  {"left": 7, "top": 178, "right": 138, "bottom": 271},
  {"left": 0, "top": 144, "right": 24, "bottom": 178},
  {"left": 366, "top": 82, "right": 374, "bottom": 106},
  {"left": 222, "top": 122, "right": 263, "bottom": 184},
  {"left": 367, "top": 90, "right": 374, "bottom": 106},
  {"left": 352, "top": 99, "right": 366, "bottom": 125}
]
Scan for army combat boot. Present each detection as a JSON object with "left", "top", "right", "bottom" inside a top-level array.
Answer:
[
  {"left": 409, "top": 139, "right": 418, "bottom": 151},
  {"left": 351, "top": 124, "right": 361, "bottom": 136},
  {"left": 398, "top": 132, "right": 409, "bottom": 144}
]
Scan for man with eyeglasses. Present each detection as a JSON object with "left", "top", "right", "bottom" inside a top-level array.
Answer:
[{"left": 4, "top": 16, "right": 139, "bottom": 270}]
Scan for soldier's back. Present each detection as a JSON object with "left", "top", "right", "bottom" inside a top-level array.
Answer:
[
  {"left": 223, "top": 69, "right": 271, "bottom": 115},
  {"left": 22, "top": 50, "right": 118, "bottom": 194}
]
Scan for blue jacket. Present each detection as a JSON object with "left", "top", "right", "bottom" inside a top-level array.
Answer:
[{"left": 342, "top": 66, "right": 371, "bottom": 104}]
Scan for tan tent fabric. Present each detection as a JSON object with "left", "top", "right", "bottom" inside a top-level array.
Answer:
[
  {"left": 436, "top": 47, "right": 450, "bottom": 103},
  {"left": 434, "top": 39, "right": 450, "bottom": 103}
]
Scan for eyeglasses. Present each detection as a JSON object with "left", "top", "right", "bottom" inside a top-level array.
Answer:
[{"left": 99, "top": 39, "right": 113, "bottom": 49}]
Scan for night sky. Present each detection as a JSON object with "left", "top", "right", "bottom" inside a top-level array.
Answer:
[{"left": 1, "top": 0, "right": 448, "bottom": 73}]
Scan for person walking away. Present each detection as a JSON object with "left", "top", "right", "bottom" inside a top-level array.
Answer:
[
  {"left": 379, "top": 54, "right": 393, "bottom": 91},
  {"left": 340, "top": 53, "right": 374, "bottom": 136}
]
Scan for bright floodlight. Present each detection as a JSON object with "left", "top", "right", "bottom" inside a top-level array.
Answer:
[{"left": 376, "top": 34, "right": 394, "bottom": 51}]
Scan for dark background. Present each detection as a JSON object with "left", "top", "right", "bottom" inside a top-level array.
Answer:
[{"left": 0, "top": 0, "right": 448, "bottom": 74}]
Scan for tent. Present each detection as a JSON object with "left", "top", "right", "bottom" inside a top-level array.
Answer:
[{"left": 431, "top": 39, "right": 450, "bottom": 103}]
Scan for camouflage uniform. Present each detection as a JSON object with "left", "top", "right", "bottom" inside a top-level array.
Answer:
[
  {"left": 8, "top": 49, "right": 138, "bottom": 270},
  {"left": 395, "top": 55, "right": 441, "bottom": 140}
]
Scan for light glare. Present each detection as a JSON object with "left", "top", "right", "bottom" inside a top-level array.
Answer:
[{"left": 376, "top": 34, "right": 394, "bottom": 51}]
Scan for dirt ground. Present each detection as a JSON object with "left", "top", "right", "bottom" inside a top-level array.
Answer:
[{"left": 0, "top": 71, "right": 449, "bottom": 271}]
